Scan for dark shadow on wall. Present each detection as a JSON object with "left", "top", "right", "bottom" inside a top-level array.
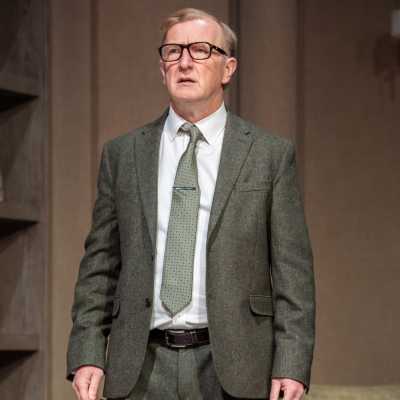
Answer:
[
  {"left": 0, "top": 0, "right": 39, "bottom": 81},
  {"left": 374, "top": 33, "right": 400, "bottom": 100}
]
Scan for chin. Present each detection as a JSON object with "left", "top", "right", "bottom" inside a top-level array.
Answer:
[{"left": 172, "top": 92, "right": 202, "bottom": 104}]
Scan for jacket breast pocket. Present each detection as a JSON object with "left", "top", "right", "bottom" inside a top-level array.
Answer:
[
  {"left": 235, "top": 180, "right": 271, "bottom": 192},
  {"left": 249, "top": 294, "right": 274, "bottom": 316}
]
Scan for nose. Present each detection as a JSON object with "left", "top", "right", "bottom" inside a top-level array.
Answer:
[{"left": 178, "top": 47, "right": 193, "bottom": 69}]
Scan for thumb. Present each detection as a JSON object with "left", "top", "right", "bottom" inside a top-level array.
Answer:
[
  {"left": 269, "top": 378, "right": 282, "bottom": 400},
  {"left": 88, "top": 370, "right": 102, "bottom": 400}
]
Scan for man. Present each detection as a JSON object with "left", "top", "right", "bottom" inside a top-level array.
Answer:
[{"left": 67, "top": 8, "right": 315, "bottom": 400}]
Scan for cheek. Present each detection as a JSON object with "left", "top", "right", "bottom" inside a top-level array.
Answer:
[
  {"left": 208, "top": 69, "right": 224, "bottom": 89},
  {"left": 163, "top": 65, "right": 176, "bottom": 83},
  {"left": 166, "top": 73, "right": 177, "bottom": 89},
  {"left": 201, "top": 67, "right": 221, "bottom": 86}
]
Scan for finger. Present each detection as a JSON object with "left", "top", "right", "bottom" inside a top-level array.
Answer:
[
  {"left": 283, "top": 386, "right": 304, "bottom": 400},
  {"left": 88, "top": 371, "right": 102, "bottom": 400},
  {"left": 75, "top": 374, "right": 91, "bottom": 400},
  {"left": 283, "top": 389, "right": 293, "bottom": 400},
  {"left": 297, "top": 387, "right": 305, "bottom": 400},
  {"left": 73, "top": 376, "right": 86, "bottom": 400},
  {"left": 269, "top": 379, "right": 282, "bottom": 400},
  {"left": 72, "top": 380, "right": 81, "bottom": 400}
]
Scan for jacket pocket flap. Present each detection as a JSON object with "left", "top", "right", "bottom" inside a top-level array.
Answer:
[
  {"left": 112, "top": 297, "right": 120, "bottom": 317},
  {"left": 235, "top": 181, "right": 270, "bottom": 192},
  {"left": 249, "top": 295, "right": 274, "bottom": 316}
]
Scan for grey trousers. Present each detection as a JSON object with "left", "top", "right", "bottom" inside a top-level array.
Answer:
[{"left": 111, "top": 341, "right": 259, "bottom": 400}]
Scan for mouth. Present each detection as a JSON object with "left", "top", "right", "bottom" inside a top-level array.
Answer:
[{"left": 177, "top": 77, "right": 196, "bottom": 84}]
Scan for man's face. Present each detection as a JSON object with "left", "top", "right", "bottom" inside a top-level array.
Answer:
[{"left": 160, "top": 18, "right": 236, "bottom": 113}]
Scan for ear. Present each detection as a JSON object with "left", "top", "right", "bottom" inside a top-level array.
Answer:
[
  {"left": 159, "top": 59, "right": 166, "bottom": 85},
  {"left": 221, "top": 57, "right": 237, "bottom": 85}
]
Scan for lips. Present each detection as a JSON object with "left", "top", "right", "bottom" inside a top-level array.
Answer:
[{"left": 177, "top": 77, "right": 195, "bottom": 84}]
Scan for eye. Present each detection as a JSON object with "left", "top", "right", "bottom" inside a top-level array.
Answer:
[
  {"left": 162, "top": 45, "right": 182, "bottom": 60},
  {"left": 166, "top": 46, "right": 179, "bottom": 55},
  {"left": 191, "top": 43, "right": 209, "bottom": 55}
]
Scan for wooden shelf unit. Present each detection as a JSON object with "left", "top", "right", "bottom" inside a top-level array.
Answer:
[
  {"left": 0, "top": 0, "right": 48, "bottom": 399},
  {"left": 0, "top": 334, "right": 39, "bottom": 352},
  {"left": 0, "top": 74, "right": 40, "bottom": 100},
  {"left": 0, "top": 89, "right": 37, "bottom": 112},
  {"left": 0, "top": 203, "right": 40, "bottom": 223}
]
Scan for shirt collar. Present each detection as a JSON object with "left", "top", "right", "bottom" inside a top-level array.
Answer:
[{"left": 165, "top": 103, "right": 227, "bottom": 145}]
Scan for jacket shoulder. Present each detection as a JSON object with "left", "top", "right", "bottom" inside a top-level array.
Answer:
[
  {"left": 104, "top": 113, "right": 165, "bottom": 152},
  {"left": 99, "top": 111, "right": 167, "bottom": 165},
  {"left": 229, "top": 112, "right": 294, "bottom": 153}
]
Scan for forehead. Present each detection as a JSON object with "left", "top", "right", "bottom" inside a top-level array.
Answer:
[{"left": 164, "top": 18, "right": 223, "bottom": 45}]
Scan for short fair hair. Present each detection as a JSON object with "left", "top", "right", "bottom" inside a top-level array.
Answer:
[{"left": 160, "top": 8, "right": 237, "bottom": 57}]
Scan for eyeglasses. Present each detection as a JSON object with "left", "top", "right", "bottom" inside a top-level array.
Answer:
[{"left": 159, "top": 41, "right": 227, "bottom": 62}]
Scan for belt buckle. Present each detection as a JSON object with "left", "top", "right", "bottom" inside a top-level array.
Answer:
[{"left": 165, "top": 329, "right": 187, "bottom": 349}]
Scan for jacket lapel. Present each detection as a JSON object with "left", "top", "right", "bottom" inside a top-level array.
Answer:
[
  {"left": 207, "top": 112, "right": 254, "bottom": 244},
  {"left": 135, "top": 110, "right": 254, "bottom": 252},
  {"left": 135, "top": 110, "right": 168, "bottom": 253}
]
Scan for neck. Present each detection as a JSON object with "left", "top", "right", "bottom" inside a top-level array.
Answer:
[{"left": 170, "top": 98, "right": 224, "bottom": 123}]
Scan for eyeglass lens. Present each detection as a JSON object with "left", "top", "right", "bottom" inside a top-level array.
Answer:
[{"left": 161, "top": 42, "right": 212, "bottom": 61}]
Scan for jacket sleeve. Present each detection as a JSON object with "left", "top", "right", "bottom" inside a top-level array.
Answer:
[
  {"left": 66, "top": 142, "right": 121, "bottom": 380},
  {"left": 270, "top": 141, "right": 315, "bottom": 391}
]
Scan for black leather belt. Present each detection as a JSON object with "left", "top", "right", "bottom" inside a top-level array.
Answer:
[{"left": 149, "top": 328, "right": 210, "bottom": 349}]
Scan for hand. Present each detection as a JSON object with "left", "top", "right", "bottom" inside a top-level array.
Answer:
[
  {"left": 72, "top": 365, "right": 104, "bottom": 400},
  {"left": 269, "top": 378, "right": 305, "bottom": 400}
]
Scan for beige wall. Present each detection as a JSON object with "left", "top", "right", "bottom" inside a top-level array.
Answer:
[
  {"left": 49, "top": 1, "right": 400, "bottom": 398},
  {"left": 239, "top": 0, "right": 298, "bottom": 140},
  {"left": 302, "top": 0, "right": 400, "bottom": 385},
  {"left": 49, "top": 1, "right": 93, "bottom": 399}
]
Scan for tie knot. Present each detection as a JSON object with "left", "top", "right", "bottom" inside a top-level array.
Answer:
[{"left": 179, "top": 122, "right": 204, "bottom": 144}]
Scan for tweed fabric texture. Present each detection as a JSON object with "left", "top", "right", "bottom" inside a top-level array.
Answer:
[
  {"left": 160, "top": 123, "right": 204, "bottom": 316},
  {"left": 66, "top": 111, "right": 315, "bottom": 400},
  {"left": 116, "top": 343, "right": 256, "bottom": 400}
]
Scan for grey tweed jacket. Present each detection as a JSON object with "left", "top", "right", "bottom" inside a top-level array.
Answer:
[{"left": 66, "top": 110, "right": 315, "bottom": 399}]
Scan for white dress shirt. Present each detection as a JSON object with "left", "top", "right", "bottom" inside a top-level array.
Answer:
[{"left": 150, "top": 103, "right": 227, "bottom": 329}]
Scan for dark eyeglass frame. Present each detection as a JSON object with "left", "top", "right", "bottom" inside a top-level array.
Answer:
[{"left": 158, "top": 41, "right": 228, "bottom": 62}]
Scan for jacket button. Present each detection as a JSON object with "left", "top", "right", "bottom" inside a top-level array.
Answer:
[{"left": 145, "top": 298, "right": 152, "bottom": 308}]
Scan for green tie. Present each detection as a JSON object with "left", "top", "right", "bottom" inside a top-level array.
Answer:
[{"left": 160, "top": 122, "right": 204, "bottom": 316}]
